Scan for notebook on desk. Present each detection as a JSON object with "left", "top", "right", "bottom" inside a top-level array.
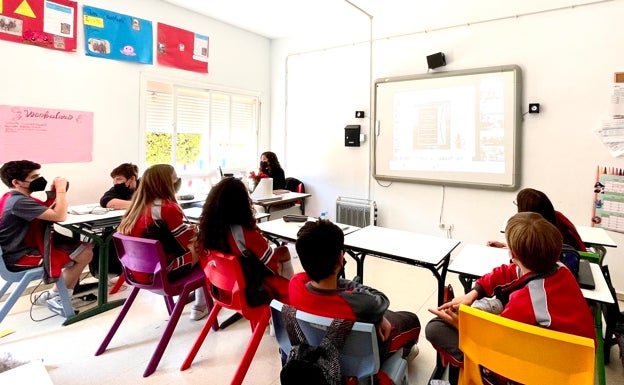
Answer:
[{"left": 577, "top": 259, "right": 595, "bottom": 290}]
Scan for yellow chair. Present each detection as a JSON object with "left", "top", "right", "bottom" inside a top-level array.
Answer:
[{"left": 458, "top": 305, "right": 595, "bottom": 385}]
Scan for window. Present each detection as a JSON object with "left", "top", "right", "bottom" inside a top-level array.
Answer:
[{"left": 142, "top": 79, "right": 259, "bottom": 194}]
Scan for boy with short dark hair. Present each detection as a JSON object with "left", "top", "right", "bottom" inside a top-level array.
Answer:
[
  {"left": 0, "top": 160, "right": 93, "bottom": 316},
  {"left": 290, "top": 219, "right": 421, "bottom": 361},
  {"left": 99, "top": 163, "right": 139, "bottom": 209}
]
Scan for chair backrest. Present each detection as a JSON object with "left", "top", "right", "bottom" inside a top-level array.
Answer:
[
  {"left": 112, "top": 233, "right": 170, "bottom": 295},
  {"left": 270, "top": 299, "right": 380, "bottom": 380},
  {"left": 203, "top": 250, "right": 265, "bottom": 319},
  {"left": 458, "top": 305, "right": 595, "bottom": 385},
  {"left": 285, "top": 177, "right": 304, "bottom": 193}
]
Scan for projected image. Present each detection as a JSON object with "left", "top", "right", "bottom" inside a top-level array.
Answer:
[{"left": 413, "top": 102, "right": 451, "bottom": 149}]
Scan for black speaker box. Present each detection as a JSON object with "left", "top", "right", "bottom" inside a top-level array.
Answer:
[{"left": 427, "top": 52, "right": 446, "bottom": 69}]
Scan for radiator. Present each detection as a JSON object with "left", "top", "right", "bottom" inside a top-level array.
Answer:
[{"left": 336, "top": 197, "right": 377, "bottom": 227}]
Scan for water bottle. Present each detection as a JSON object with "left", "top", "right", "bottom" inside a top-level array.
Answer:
[{"left": 320, "top": 211, "right": 328, "bottom": 221}]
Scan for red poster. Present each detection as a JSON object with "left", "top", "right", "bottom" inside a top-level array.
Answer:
[
  {"left": 0, "top": 0, "right": 77, "bottom": 51},
  {"left": 157, "top": 22, "right": 208, "bottom": 73}
]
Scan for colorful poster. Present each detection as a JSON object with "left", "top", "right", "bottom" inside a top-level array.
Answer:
[
  {"left": 0, "top": 0, "right": 77, "bottom": 51},
  {"left": 592, "top": 166, "right": 624, "bottom": 233},
  {"left": 0, "top": 104, "right": 93, "bottom": 164},
  {"left": 157, "top": 23, "right": 208, "bottom": 73},
  {"left": 82, "top": 6, "right": 153, "bottom": 64}
]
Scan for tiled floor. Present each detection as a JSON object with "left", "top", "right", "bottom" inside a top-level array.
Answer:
[{"left": 1, "top": 245, "right": 623, "bottom": 384}]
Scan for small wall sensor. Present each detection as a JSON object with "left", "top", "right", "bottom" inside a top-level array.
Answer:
[
  {"left": 355, "top": 111, "right": 365, "bottom": 118},
  {"left": 529, "top": 103, "right": 540, "bottom": 113}
]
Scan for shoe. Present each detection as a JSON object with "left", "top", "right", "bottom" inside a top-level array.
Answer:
[
  {"left": 190, "top": 305, "right": 208, "bottom": 321},
  {"left": 34, "top": 290, "right": 57, "bottom": 306},
  {"left": 404, "top": 345, "right": 419, "bottom": 361},
  {"left": 46, "top": 296, "right": 76, "bottom": 318}
]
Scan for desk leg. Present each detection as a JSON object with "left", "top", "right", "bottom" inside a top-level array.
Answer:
[
  {"left": 594, "top": 302, "right": 606, "bottom": 385},
  {"left": 343, "top": 249, "right": 365, "bottom": 283}
]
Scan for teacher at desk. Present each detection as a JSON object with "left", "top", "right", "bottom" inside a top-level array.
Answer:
[{"left": 259, "top": 151, "right": 285, "bottom": 190}]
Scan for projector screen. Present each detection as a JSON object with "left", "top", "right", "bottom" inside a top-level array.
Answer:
[{"left": 373, "top": 65, "right": 522, "bottom": 190}]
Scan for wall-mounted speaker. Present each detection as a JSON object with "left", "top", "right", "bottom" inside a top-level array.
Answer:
[{"left": 427, "top": 52, "right": 446, "bottom": 70}]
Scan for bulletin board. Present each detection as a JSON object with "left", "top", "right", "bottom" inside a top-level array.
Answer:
[{"left": 0, "top": 0, "right": 77, "bottom": 51}]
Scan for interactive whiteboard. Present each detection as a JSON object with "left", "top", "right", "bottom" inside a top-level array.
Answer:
[{"left": 373, "top": 65, "right": 522, "bottom": 190}]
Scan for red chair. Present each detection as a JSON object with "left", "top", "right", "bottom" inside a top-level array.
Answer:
[
  {"left": 181, "top": 250, "right": 272, "bottom": 385},
  {"left": 95, "top": 233, "right": 214, "bottom": 377}
]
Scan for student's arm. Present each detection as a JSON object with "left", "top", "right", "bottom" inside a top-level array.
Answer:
[
  {"left": 37, "top": 177, "right": 68, "bottom": 222},
  {"left": 105, "top": 198, "right": 132, "bottom": 210}
]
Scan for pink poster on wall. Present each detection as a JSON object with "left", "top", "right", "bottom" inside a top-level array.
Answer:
[{"left": 0, "top": 104, "right": 93, "bottom": 164}]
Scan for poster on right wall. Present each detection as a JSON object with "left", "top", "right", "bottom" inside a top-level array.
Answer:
[{"left": 592, "top": 166, "right": 624, "bottom": 233}]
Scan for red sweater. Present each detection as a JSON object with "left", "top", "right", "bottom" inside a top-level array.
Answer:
[{"left": 475, "top": 263, "right": 595, "bottom": 341}]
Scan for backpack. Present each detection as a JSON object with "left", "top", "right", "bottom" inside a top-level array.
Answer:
[
  {"left": 559, "top": 244, "right": 580, "bottom": 278},
  {"left": 280, "top": 304, "right": 354, "bottom": 385}
]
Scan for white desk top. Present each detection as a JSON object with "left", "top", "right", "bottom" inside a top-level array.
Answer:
[
  {"left": 576, "top": 225, "right": 617, "bottom": 248},
  {"left": 258, "top": 217, "right": 359, "bottom": 242},
  {"left": 448, "top": 244, "right": 510, "bottom": 277},
  {"left": 343, "top": 225, "right": 460, "bottom": 265},
  {"left": 183, "top": 207, "right": 270, "bottom": 223},
  {"left": 252, "top": 192, "right": 311, "bottom": 206},
  {"left": 60, "top": 208, "right": 125, "bottom": 225},
  {"left": 500, "top": 218, "right": 617, "bottom": 248},
  {"left": 449, "top": 243, "right": 614, "bottom": 304}
]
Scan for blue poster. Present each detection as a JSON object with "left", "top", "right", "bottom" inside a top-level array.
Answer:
[{"left": 82, "top": 6, "right": 152, "bottom": 64}]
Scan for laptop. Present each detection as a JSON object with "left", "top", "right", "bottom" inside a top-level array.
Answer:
[{"left": 577, "top": 259, "right": 595, "bottom": 290}]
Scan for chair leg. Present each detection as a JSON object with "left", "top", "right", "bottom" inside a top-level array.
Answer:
[
  {"left": 181, "top": 303, "right": 223, "bottom": 370},
  {"left": 143, "top": 288, "right": 198, "bottom": 377},
  {"left": 231, "top": 307, "right": 271, "bottom": 385},
  {"left": 95, "top": 287, "right": 140, "bottom": 355},
  {"left": 109, "top": 275, "right": 125, "bottom": 294},
  {"left": 0, "top": 280, "right": 30, "bottom": 324}
]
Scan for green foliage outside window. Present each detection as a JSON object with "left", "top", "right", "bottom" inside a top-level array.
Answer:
[{"left": 146, "top": 132, "right": 202, "bottom": 164}]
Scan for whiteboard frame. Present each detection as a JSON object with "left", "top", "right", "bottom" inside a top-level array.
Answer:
[{"left": 373, "top": 65, "right": 523, "bottom": 191}]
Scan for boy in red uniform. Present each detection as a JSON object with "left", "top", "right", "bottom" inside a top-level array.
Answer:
[
  {"left": 289, "top": 219, "right": 421, "bottom": 362},
  {"left": 0, "top": 160, "right": 93, "bottom": 316},
  {"left": 426, "top": 212, "right": 595, "bottom": 384}
]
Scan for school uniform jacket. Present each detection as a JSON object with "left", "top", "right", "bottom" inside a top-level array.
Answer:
[
  {"left": 474, "top": 262, "right": 595, "bottom": 341},
  {"left": 288, "top": 272, "right": 389, "bottom": 325}
]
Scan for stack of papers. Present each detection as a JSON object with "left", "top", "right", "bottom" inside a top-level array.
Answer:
[{"left": 68, "top": 204, "right": 111, "bottom": 215}]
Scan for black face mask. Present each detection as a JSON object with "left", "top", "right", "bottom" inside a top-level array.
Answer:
[
  {"left": 260, "top": 161, "right": 269, "bottom": 170},
  {"left": 173, "top": 178, "right": 182, "bottom": 193},
  {"left": 28, "top": 176, "right": 47, "bottom": 192},
  {"left": 113, "top": 183, "right": 131, "bottom": 196}
]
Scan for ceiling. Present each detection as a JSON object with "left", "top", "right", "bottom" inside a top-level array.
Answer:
[{"left": 160, "top": 0, "right": 598, "bottom": 40}]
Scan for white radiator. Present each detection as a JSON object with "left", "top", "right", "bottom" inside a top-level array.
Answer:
[{"left": 336, "top": 197, "right": 377, "bottom": 228}]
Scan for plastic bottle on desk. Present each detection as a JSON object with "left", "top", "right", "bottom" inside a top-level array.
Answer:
[{"left": 320, "top": 211, "right": 328, "bottom": 221}]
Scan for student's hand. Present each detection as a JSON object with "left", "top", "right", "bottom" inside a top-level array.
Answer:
[
  {"left": 486, "top": 240, "right": 508, "bottom": 248},
  {"left": 376, "top": 316, "right": 392, "bottom": 341},
  {"left": 428, "top": 307, "right": 459, "bottom": 329},
  {"left": 52, "top": 177, "right": 68, "bottom": 192},
  {"left": 432, "top": 290, "right": 479, "bottom": 314}
]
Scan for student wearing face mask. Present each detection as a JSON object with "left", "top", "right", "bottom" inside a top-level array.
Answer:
[
  {"left": 99, "top": 163, "right": 140, "bottom": 210},
  {"left": 259, "top": 151, "right": 286, "bottom": 190},
  {"left": 0, "top": 160, "right": 93, "bottom": 317}
]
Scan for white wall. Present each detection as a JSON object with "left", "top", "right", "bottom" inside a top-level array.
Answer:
[
  {"left": 0, "top": 0, "right": 271, "bottom": 203},
  {"left": 271, "top": 1, "right": 624, "bottom": 293}
]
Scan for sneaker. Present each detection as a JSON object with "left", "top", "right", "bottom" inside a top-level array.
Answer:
[
  {"left": 34, "top": 290, "right": 58, "bottom": 306},
  {"left": 404, "top": 345, "right": 419, "bottom": 361},
  {"left": 46, "top": 296, "right": 75, "bottom": 318},
  {"left": 189, "top": 305, "right": 208, "bottom": 321}
]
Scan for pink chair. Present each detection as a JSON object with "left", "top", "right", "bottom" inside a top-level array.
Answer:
[
  {"left": 95, "top": 233, "right": 214, "bottom": 377},
  {"left": 181, "top": 250, "right": 272, "bottom": 385}
]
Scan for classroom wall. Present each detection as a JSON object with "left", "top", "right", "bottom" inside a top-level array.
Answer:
[
  {"left": 0, "top": 0, "right": 271, "bottom": 203},
  {"left": 270, "top": 1, "right": 624, "bottom": 293}
]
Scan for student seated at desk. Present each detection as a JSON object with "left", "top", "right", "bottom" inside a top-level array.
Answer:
[
  {"left": 0, "top": 160, "right": 93, "bottom": 316},
  {"left": 192, "top": 177, "right": 293, "bottom": 297},
  {"left": 289, "top": 219, "right": 421, "bottom": 362},
  {"left": 99, "top": 163, "right": 140, "bottom": 210},
  {"left": 426, "top": 212, "right": 595, "bottom": 385},
  {"left": 117, "top": 164, "right": 208, "bottom": 321},
  {"left": 488, "top": 187, "right": 586, "bottom": 251}
]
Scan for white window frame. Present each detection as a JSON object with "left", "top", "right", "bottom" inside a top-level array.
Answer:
[{"left": 139, "top": 73, "right": 261, "bottom": 191}]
